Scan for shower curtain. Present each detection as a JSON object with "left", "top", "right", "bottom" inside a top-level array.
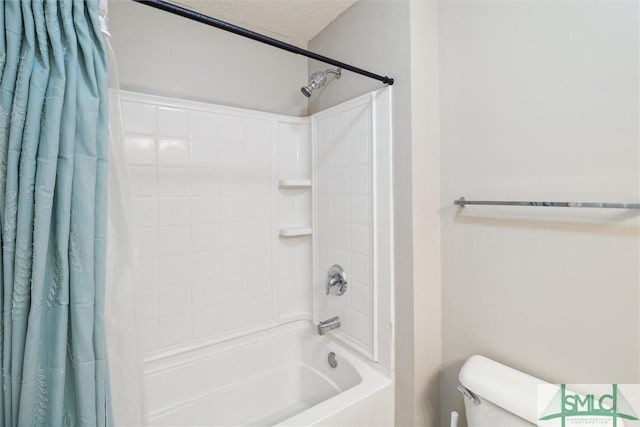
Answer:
[
  {"left": 101, "top": 3, "right": 148, "bottom": 425},
  {"left": 0, "top": 0, "right": 111, "bottom": 425}
]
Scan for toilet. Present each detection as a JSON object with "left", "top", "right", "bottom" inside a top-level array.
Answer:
[{"left": 458, "top": 355, "right": 545, "bottom": 426}]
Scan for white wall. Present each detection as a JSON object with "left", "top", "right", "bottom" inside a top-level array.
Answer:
[
  {"left": 410, "top": 1, "right": 442, "bottom": 425},
  {"left": 121, "top": 93, "right": 282, "bottom": 356},
  {"left": 106, "top": 0, "right": 308, "bottom": 116},
  {"left": 315, "top": 99, "right": 376, "bottom": 352},
  {"left": 307, "top": 1, "right": 430, "bottom": 425},
  {"left": 439, "top": 1, "right": 640, "bottom": 424}
]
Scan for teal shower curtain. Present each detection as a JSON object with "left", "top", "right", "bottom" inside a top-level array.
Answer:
[{"left": 0, "top": 0, "right": 111, "bottom": 425}]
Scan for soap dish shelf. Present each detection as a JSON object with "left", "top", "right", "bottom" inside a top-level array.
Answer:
[
  {"left": 279, "top": 227, "right": 312, "bottom": 237},
  {"left": 279, "top": 179, "right": 312, "bottom": 189}
]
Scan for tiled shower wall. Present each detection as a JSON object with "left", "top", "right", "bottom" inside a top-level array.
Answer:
[
  {"left": 121, "top": 90, "right": 388, "bottom": 363},
  {"left": 315, "top": 100, "right": 373, "bottom": 353},
  {"left": 122, "top": 93, "right": 279, "bottom": 355}
]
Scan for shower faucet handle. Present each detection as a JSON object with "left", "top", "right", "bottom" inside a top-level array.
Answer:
[{"left": 326, "top": 264, "right": 347, "bottom": 296}]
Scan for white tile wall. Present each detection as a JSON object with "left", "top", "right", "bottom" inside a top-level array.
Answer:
[
  {"left": 122, "top": 92, "right": 384, "bottom": 362},
  {"left": 122, "top": 93, "right": 278, "bottom": 355},
  {"left": 314, "top": 104, "right": 373, "bottom": 350}
]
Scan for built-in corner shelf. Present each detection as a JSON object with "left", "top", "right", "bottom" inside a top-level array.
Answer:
[
  {"left": 279, "top": 227, "right": 312, "bottom": 238},
  {"left": 278, "top": 179, "right": 312, "bottom": 189}
]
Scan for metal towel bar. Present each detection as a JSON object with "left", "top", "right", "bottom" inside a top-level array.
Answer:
[{"left": 455, "top": 197, "right": 640, "bottom": 209}]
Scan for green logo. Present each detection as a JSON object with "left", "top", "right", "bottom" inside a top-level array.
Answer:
[{"left": 540, "top": 384, "right": 638, "bottom": 427}]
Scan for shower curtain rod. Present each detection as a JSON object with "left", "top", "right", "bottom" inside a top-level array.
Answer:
[{"left": 131, "top": 0, "right": 395, "bottom": 86}]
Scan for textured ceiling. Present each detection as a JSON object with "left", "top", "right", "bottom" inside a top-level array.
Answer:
[{"left": 169, "top": 0, "right": 359, "bottom": 47}]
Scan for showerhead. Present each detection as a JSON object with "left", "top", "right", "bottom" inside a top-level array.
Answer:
[
  {"left": 301, "top": 68, "right": 342, "bottom": 97},
  {"left": 301, "top": 85, "right": 313, "bottom": 98}
]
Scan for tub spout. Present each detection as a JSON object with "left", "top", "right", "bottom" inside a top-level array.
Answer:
[{"left": 317, "top": 316, "right": 340, "bottom": 335}]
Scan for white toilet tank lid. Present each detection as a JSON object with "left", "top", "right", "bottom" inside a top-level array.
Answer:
[{"left": 459, "top": 355, "right": 549, "bottom": 425}]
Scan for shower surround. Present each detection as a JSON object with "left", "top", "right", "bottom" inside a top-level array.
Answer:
[{"left": 121, "top": 89, "right": 393, "bottom": 425}]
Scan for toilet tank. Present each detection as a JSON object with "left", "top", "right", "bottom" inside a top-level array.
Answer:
[{"left": 458, "top": 355, "right": 545, "bottom": 427}]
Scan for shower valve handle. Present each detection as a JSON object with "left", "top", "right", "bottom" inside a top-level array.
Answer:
[{"left": 326, "top": 265, "right": 347, "bottom": 296}]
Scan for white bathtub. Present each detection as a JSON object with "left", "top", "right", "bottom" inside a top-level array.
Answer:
[{"left": 144, "top": 321, "right": 393, "bottom": 426}]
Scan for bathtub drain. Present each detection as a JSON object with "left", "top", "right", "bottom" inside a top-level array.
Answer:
[{"left": 328, "top": 352, "right": 338, "bottom": 368}]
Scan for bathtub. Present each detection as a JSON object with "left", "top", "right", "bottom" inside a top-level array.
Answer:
[{"left": 144, "top": 320, "right": 393, "bottom": 426}]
